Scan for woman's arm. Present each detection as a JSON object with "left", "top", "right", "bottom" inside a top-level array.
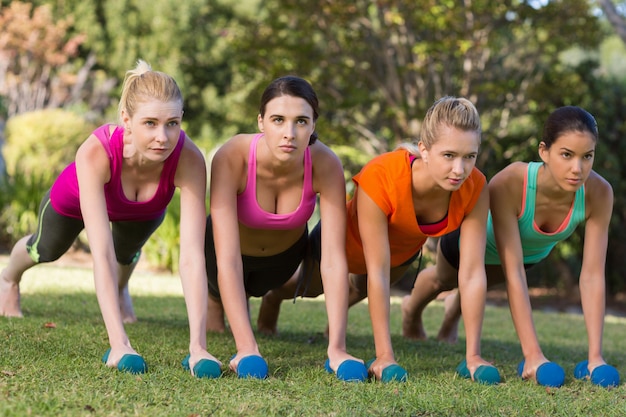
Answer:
[
  {"left": 209, "top": 137, "right": 260, "bottom": 368},
  {"left": 356, "top": 185, "right": 395, "bottom": 373},
  {"left": 313, "top": 144, "right": 360, "bottom": 370},
  {"left": 491, "top": 164, "right": 546, "bottom": 379},
  {"left": 457, "top": 184, "right": 492, "bottom": 375},
  {"left": 175, "top": 137, "right": 221, "bottom": 370},
  {"left": 579, "top": 172, "right": 613, "bottom": 370},
  {"left": 76, "top": 134, "right": 134, "bottom": 365}
]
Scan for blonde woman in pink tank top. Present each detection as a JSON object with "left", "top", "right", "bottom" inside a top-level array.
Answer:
[{"left": 0, "top": 60, "right": 220, "bottom": 379}]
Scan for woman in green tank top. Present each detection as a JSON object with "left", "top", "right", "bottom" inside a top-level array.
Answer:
[{"left": 402, "top": 106, "right": 618, "bottom": 388}]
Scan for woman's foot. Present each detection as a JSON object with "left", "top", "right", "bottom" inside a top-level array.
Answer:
[{"left": 0, "top": 272, "right": 22, "bottom": 317}]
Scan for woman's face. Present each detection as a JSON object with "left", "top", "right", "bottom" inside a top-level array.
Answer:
[
  {"left": 122, "top": 98, "right": 183, "bottom": 163},
  {"left": 419, "top": 124, "right": 481, "bottom": 192},
  {"left": 539, "top": 130, "right": 596, "bottom": 192},
  {"left": 257, "top": 94, "right": 315, "bottom": 162}
]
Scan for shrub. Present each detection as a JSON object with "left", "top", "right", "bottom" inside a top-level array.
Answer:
[
  {"left": 3, "top": 109, "right": 95, "bottom": 182},
  {"left": 143, "top": 191, "right": 182, "bottom": 273},
  {"left": 0, "top": 110, "right": 95, "bottom": 250}
]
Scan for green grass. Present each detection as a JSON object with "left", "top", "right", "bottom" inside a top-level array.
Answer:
[{"left": 1, "top": 260, "right": 626, "bottom": 417}]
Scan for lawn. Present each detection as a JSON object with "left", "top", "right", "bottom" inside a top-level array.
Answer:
[{"left": 1, "top": 258, "right": 625, "bottom": 417}]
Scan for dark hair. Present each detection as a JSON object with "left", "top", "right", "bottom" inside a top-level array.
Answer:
[
  {"left": 542, "top": 106, "right": 598, "bottom": 148},
  {"left": 259, "top": 76, "right": 319, "bottom": 144}
]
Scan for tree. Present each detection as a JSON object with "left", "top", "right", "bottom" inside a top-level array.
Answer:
[
  {"left": 41, "top": 0, "right": 261, "bottom": 145},
  {"left": 0, "top": 2, "right": 98, "bottom": 117},
  {"left": 598, "top": 0, "right": 626, "bottom": 42},
  {"left": 230, "top": 1, "right": 602, "bottom": 169}
]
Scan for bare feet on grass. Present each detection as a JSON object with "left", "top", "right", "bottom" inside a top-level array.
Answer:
[
  {"left": 401, "top": 295, "right": 427, "bottom": 340},
  {"left": 119, "top": 286, "right": 137, "bottom": 324},
  {"left": 0, "top": 272, "right": 23, "bottom": 318}
]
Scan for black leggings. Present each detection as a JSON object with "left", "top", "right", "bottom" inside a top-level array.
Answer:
[
  {"left": 205, "top": 215, "right": 308, "bottom": 298},
  {"left": 26, "top": 190, "right": 164, "bottom": 265},
  {"left": 439, "top": 227, "right": 535, "bottom": 271}
]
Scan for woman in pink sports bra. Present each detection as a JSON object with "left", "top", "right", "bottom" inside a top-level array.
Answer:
[
  {"left": 0, "top": 60, "right": 220, "bottom": 378},
  {"left": 206, "top": 76, "right": 367, "bottom": 381},
  {"left": 258, "top": 97, "right": 498, "bottom": 384}
]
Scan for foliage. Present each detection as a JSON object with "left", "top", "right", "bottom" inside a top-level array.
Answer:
[
  {"left": 230, "top": 0, "right": 603, "bottom": 159},
  {"left": 143, "top": 191, "right": 182, "bottom": 274},
  {"left": 36, "top": 0, "right": 262, "bottom": 146},
  {"left": 0, "top": 109, "right": 93, "bottom": 246},
  {"left": 0, "top": 1, "right": 94, "bottom": 117},
  {"left": 3, "top": 108, "right": 94, "bottom": 180},
  {"left": 1, "top": 0, "right": 626, "bottom": 291},
  {"left": 0, "top": 169, "right": 44, "bottom": 247}
]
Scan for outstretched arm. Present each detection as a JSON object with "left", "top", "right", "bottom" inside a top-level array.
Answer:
[
  {"left": 175, "top": 137, "right": 221, "bottom": 370},
  {"left": 356, "top": 187, "right": 395, "bottom": 375},
  {"left": 210, "top": 138, "right": 260, "bottom": 368},
  {"left": 491, "top": 164, "right": 547, "bottom": 379},
  {"left": 76, "top": 134, "right": 134, "bottom": 365},
  {"left": 313, "top": 144, "right": 361, "bottom": 370},
  {"left": 579, "top": 172, "right": 613, "bottom": 371},
  {"left": 457, "top": 185, "right": 492, "bottom": 375}
]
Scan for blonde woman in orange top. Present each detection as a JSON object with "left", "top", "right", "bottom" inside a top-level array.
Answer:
[{"left": 258, "top": 97, "right": 499, "bottom": 384}]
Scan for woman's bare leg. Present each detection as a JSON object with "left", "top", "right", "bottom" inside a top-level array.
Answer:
[
  {"left": 0, "top": 236, "right": 37, "bottom": 317},
  {"left": 402, "top": 243, "right": 459, "bottom": 340},
  {"left": 117, "top": 260, "right": 139, "bottom": 323},
  {"left": 257, "top": 261, "right": 325, "bottom": 335},
  {"left": 257, "top": 270, "right": 300, "bottom": 335},
  {"left": 434, "top": 264, "right": 505, "bottom": 342},
  {"left": 207, "top": 293, "right": 226, "bottom": 333},
  {"left": 436, "top": 290, "right": 461, "bottom": 343}
]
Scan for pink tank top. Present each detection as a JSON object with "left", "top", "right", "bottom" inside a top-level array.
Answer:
[
  {"left": 50, "top": 124, "right": 184, "bottom": 221},
  {"left": 236, "top": 133, "right": 316, "bottom": 230}
]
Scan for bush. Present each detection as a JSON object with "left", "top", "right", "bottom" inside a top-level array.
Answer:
[
  {"left": 3, "top": 109, "right": 95, "bottom": 182},
  {"left": 143, "top": 191, "right": 183, "bottom": 273},
  {"left": 0, "top": 110, "right": 95, "bottom": 251},
  {"left": 0, "top": 170, "right": 45, "bottom": 249}
]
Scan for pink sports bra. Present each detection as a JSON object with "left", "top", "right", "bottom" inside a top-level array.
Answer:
[
  {"left": 236, "top": 133, "right": 317, "bottom": 230},
  {"left": 50, "top": 124, "right": 183, "bottom": 221}
]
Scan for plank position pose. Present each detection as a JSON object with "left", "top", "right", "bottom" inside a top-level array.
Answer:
[
  {"left": 0, "top": 60, "right": 220, "bottom": 378},
  {"left": 401, "top": 106, "right": 619, "bottom": 388},
  {"left": 258, "top": 96, "right": 500, "bottom": 384},
  {"left": 205, "top": 76, "right": 367, "bottom": 381}
]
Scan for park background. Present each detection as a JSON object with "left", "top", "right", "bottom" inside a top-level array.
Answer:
[
  {"left": 4, "top": 2, "right": 626, "bottom": 416},
  {"left": 1, "top": 0, "right": 626, "bottom": 306}
]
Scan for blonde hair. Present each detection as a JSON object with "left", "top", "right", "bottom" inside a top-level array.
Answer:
[
  {"left": 118, "top": 60, "right": 183, "bottom": 120},
  {"left": 419, "top": 96, "right": 481, "bottom": 149}
]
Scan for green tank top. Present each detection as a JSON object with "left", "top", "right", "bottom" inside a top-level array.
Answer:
[{"left": 484, "top": 162, "right": 586, "bottom": 265}]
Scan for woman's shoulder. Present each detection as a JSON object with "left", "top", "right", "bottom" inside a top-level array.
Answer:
[
  {"left": 585, "top": 170, "right": 613, "bottom": 202},
  {"left": 358, "top": 149, "right": 406, "bottom": 173},
  {"left": 309, "top": 140, "right": 340, "bottom": 161},
  {"left": 214, "top": 133, "right": 254, "bottom": 157},
  {"left": 490, "top": 161, "right": 527, "bottom": 185}
]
